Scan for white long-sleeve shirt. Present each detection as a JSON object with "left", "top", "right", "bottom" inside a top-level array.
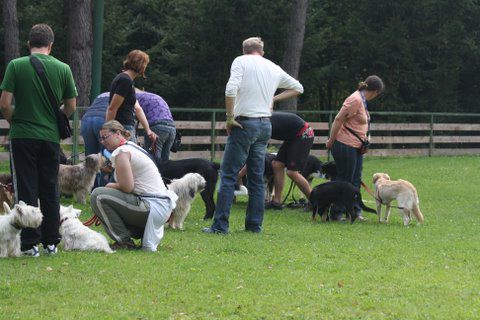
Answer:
[{"left": 225, "top": 55, "right": 304, "bottom": 118}]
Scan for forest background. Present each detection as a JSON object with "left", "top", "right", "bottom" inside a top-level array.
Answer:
[{"left": 2, "top": 0, "right": 480, "bottom": 115}]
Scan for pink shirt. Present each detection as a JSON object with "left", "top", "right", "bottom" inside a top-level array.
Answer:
[{"left": 335, "top": 91, "right": 369, "bottom": 149}]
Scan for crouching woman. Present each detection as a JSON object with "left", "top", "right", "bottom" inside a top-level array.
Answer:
[{"left": 90, "top": 120, "right": 177, "bottom": 251}]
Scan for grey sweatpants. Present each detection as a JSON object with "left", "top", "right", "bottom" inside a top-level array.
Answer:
[{"left": 90, "top": 187, "right": 149, "bottom": 243}]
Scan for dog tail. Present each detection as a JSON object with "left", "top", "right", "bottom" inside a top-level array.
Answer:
[
  {"left": 357, "top": 191, "right": 377, "bottom": 214},
  {"left": 412, "top": 204, "right": 424, "bottom": 224}
]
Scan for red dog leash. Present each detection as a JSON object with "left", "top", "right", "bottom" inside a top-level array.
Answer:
[{"left": 83, "top": 214, "right": 102, "bottom": 226}]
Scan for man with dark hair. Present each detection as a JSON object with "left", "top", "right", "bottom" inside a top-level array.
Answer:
[
  {"left": 0, "top": 23, "right": 77, "bottom": 256},
  {"left": 203, "top": 37, "right": 303, "bottom": 234}
]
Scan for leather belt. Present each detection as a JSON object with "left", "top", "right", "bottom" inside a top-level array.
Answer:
[{"left": 235, "top": 116, "right": 271, "bottom": 121}]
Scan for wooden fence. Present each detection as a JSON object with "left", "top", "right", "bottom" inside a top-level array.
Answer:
[{"left": 1, "top": 109, "right": 480, "bottom": 162}]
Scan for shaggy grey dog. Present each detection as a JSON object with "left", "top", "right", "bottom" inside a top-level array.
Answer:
[
  {"left": 58, "top": 153, "right": 104, "bottom": 204},
  {"left": 0, "top": 201, "right": 43, "bottom": 258},
  {"left": 167, "top": 173, "right": 206, "bottom": 229}
]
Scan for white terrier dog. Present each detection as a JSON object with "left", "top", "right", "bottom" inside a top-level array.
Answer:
[
  {"left": 0, "top": 201, "right": 43, "bottom": 258},
  {"left": 167, "top": 173, "right": 206, "bottom": 229},
  {"left": 59, "top": 205, "right": 113, "bottom": 253}
]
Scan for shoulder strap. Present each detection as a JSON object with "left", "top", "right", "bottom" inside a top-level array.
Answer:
[
  {"left": 29, "top": 55, "right": 60, "bottom": 117},
  {"left": 124, "top": 141, "right": 156, "bottom": 162},
  {"left": 344, "top": 126, "right": 366, "bottom": 143}
]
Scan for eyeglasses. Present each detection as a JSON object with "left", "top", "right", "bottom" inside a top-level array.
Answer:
[{"left": 99, "top": 133, "right": 114, "bottom": 142}]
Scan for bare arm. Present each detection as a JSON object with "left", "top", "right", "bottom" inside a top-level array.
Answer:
[
  {"left": 225, "top": 96, "right": 242, "bottom": 135},
  {"left": 0, "top": 91, "right": 14, "bottom": 124},
  {"left": 272, "top": 89, "right": 302, "bottom": 104},
  {"left": 326, "top": 111, "right": 348, "bottom": 149},
  {"left": 135, "top": 102, "right": 156, "bottom": 141},
  {"left": 61, "top": 97, "right": 76, "bottom": 117},
  {"left": 106, "top": 94, "right": 124, "bottom": 121},
  {"left": 106, "top": 151, "right": 134, "bottom": 193}
]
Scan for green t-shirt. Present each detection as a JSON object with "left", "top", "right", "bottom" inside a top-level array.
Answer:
[{"left": 0, "top": 53, "right": 78, "bottom": 142}]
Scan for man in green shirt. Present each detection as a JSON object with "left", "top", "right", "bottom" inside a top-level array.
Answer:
[{"left": 0, "top": 24, "right": 77, "bottom": 256}]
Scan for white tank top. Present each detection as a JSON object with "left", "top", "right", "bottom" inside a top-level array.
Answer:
[{"left": 111, "top": 143, "right": 166, "bottom": 195}]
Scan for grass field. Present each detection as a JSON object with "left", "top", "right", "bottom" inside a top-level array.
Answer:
[{"left": 0, "top": 156, "right": 479, "bottom": 319}]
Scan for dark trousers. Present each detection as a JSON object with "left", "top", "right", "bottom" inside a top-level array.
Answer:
[
  {"left": 330, "top": 140, "right": 363, "bottom": 218},
  {"left": 10, "top": 138, "right": 61, "bottom": 249}
]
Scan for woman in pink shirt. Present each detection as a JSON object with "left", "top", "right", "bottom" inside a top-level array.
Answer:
[{"left": 326, "top": 75, "right": 384, "bottom": 221}]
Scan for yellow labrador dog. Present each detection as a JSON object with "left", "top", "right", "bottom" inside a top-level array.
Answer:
[{"left": 372, "top": 173, "right": 424, "bottom": 226}]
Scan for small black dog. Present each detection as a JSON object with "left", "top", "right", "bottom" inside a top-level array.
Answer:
[
  {"left": 156, "top": 158, "right": 220, "bottom": 220},
  {"left": 309, "top": 181, "right": 376, "bottom": 223},
  {"left": 301, "top": 157, "right": 337, "bottom": 182}
]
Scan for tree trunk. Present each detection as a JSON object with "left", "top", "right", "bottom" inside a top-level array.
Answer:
[
  {"left": 3, "top": 0, "right": 20, "bottom": 65},
  {"left": 277, "top": 0, "right": 308, "bottom": 111},
  {"left": 67, "top": 0, "right": 93, "bottom": 107}
]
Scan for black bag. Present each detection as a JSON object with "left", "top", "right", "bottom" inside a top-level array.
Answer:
[
  {"left": 29, "top": 55, "right": 72, "bottom": 139},
  {"left": 170, "top": 131, "right": 182, "bottom": 153}
]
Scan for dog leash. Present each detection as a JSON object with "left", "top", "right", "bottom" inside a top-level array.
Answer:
[
  {"left": 360, "top": 181, "right": 403, "bottom": 209},
  {"left": 83, "top": 214, "right": 102, "bottom": 226}
]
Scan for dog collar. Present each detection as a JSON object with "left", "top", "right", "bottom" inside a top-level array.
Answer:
[{"left": 10, "top": 222, "right": 22, "bottom": 230}]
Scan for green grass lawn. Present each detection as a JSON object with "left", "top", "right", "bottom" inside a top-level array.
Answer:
[{"left": 0, "top": 156, "right": 479, "bottom": 319}]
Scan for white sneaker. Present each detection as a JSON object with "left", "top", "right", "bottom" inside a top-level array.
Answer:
[
  {"left": 22, "top": 245, "right": 40, "bottom": 257},
  {"left": 234, "top": 185, "right": 248, "bottom": 196},
  {"left": 43, "top": 244, "right": 58, "bottom": 255}
]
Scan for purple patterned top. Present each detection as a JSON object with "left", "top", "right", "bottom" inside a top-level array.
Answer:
[{"left": 136, "top": 91, "right": 174, "bottom": 125}]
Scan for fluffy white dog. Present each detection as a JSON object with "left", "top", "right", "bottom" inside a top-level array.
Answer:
[
  {"left": 59, "top": 205, "right": 113, "bottom": 253},
  {"left": 0, "top": 201, "right": 43, "bottom": 258},
  {"left": 167, "top": 173, "right": 206, "bottom": 229}
]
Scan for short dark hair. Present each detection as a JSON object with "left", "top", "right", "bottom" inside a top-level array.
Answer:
[
  {"left": 357, "top": 75, "right": 384, "bottom": 94},
  {"left": 29, "top": 24, "right": 54, "bottom": 48}
]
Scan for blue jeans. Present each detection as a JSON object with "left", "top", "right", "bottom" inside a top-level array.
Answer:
[
  {"left": 81, "top": 116, "right": 111, "bottom": 188},
  {"left": 123, "top": 124, "right": 137, "bottom": 143},
  {"left": 80, "top": 116, "right": 104, "bottom": 156},
  {"left": 211, "top": 118, "right": 272, "bottom": 233},
  {"left": 144, "top": 122, "right": 176, "bottom": 162},
  {"left": 330, "top": 140, "right": 363, "bottom": 217}
]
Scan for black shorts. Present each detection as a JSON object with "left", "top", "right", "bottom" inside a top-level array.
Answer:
[{"left": 275, "top": 128, "right": 314, "bottom": 171}]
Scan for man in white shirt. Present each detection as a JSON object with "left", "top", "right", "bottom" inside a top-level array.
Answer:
[{"left": 203, "top": 37, "right": 303, "bottom": 234}]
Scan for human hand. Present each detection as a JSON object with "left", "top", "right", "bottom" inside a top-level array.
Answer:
[
  {"left": 106, "top": 182, "right": 119, "bottom": 189},
  {"left": 326, "top": 138, "right": 334, "bottom": 150},
  {"left": 226, "top": 116, "right": 243, "bottom": 135},
  {"left": 147, "top": 130, "right": 157, "bottom": 143}
]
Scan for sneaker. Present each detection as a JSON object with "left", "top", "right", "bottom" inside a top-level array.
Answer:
[
  {"left": 202, "top": 227, "right": 228, "bottom": 234},
  {"left": 234, "top": 185, "right": 248, "bottom": 196},
  {"left": 265, "top": 201, "right": 283, "bottom": 210},
  {"left": 43, "top": 244, "right": 58, "bottom": 255},
  {"left": 22, "top": 245, "right": 40, "bottom": 257}
]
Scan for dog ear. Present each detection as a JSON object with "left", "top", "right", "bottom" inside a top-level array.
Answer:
[
  {"left": 15, "top": 204, "right": 24, "bottom": 215},
  {"left": 3, "top": 201, "right": 11, "bottom": 213},
  {"left": 19, "top": 200, "right": 26, "bottom": 206}
]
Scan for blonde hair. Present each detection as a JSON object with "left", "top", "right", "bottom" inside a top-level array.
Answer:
[
  {"left": 242, "top": 37, "right": 264, "bottom": 54},
  {"left": 101, "top": 120, "right": 132, "bottom": 140},
  {"left": 123, "top": 49, "right": 150, "bottom": 76}
]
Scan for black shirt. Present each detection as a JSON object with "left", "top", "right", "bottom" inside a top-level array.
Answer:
[
  {"left": 271, "top": 112, "right": 306, "bottom": 141},
  {"left": 109, "top": 72, "right": 136, "bottom": 126}
]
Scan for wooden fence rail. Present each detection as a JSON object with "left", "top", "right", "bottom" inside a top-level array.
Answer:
[{"left": 1, "top": 109, "right": 480, "bottom": 161}]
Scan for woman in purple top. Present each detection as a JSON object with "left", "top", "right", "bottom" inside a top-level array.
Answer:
[{"left": 135, "top": 90, "right": 176, "bottom": 162}]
